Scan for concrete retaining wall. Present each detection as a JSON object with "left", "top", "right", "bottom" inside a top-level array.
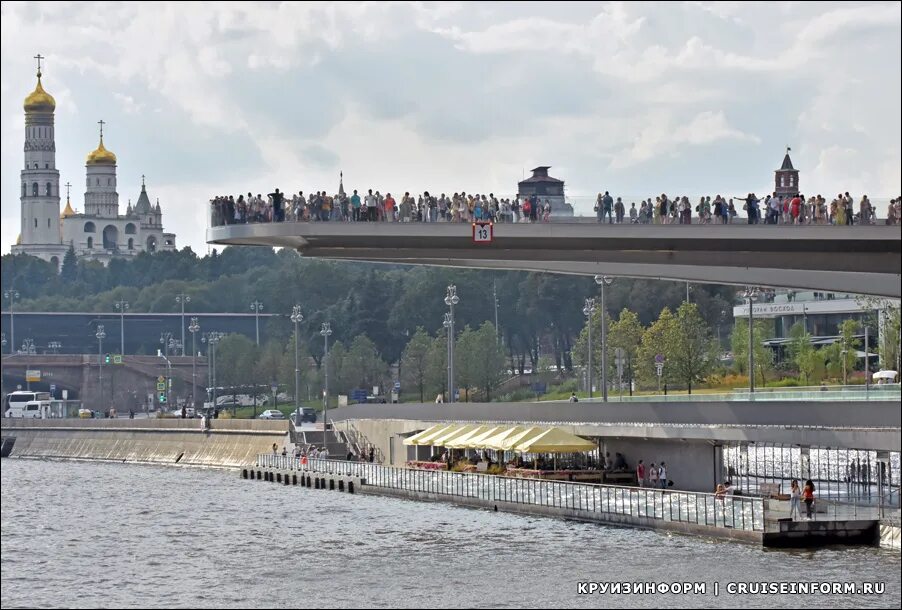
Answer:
[{"left": 1, "top": 419, "right": 288, "bottom": 468}]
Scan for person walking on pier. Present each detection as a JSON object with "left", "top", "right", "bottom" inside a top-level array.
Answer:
[
  {"left": 789, "top": 479, "right": 802, "bottom": 520},
  {"left": 802, "top": 479, "right": 816, "bottom": 519},
  {"left": 658, "top": 462, "right": 667, "bottom": 489},
  {"left": 636, "top": 460, "right": 646, "bottom": 487},
  {"left": 648, "top": 463, "right": 659, "bottom": 488}
]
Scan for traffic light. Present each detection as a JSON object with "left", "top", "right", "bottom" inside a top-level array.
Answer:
[
  {"left": 158, "top": 392, "right": 167, "bottom": 404},
  {"left": 104, "top": 353, "right": 111, "bottom": 364}
]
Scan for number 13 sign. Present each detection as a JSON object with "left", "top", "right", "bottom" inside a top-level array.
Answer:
[{"left": 472, "top": 221, "right": 494, "bottom": 244}]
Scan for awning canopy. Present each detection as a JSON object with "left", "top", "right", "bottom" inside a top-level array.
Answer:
[
  {"left": 512, "top": 427, "right": 597, "bottom": 454},
  {"left": 480, "top": 426, "right": 529, "bottom": 450},
  {"left": 408, "top": 424, "right": 458, "bottom": 446},
  {"left": 444, "top": 425, "right": 493, "bottom": 449},
  {"left": 453, "top": 425, "right": 505, "bottom": 449},
  {"left": 494, "top": 426, "right": 546, "bottom": 451},
  {"left": 431, "top": 424, "right": 481, "bottom": 446},
  {"left": 402, "top": 424, "right": 444, "bottom": 446}
]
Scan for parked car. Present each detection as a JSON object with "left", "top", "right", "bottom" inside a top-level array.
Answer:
[
  {"left": 298, "top": 407, "right": 317, "bottom": 423},
  {"left": 171, "top": 406, "right": 196, "bottom": 418},
  {"left": 258, "top": 409, "right": 285, "bottom": 420}
]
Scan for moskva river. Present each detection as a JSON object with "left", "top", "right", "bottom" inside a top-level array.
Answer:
[{"left": 2, "top": 460, "right": 898, "bottom": 608}]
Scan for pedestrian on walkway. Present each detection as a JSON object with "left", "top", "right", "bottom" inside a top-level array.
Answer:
[
  {"left": 658, "top": 461, "right": 668, "bottom": 489},
  {"left": 636, "top": 460, "right": 646, "bottom": 487},
  {"left": 802, "top": 479, "right": 816, "bottom": 519},
  {"left": 789, "top": 479, "right": 802, "bottom": 520}
]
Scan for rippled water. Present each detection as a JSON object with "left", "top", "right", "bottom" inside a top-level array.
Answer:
[{"left": 2, "top": 460, "right": 899, "bottom": 609}]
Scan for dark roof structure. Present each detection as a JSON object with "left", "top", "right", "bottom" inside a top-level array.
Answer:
[{"left": 519, "top": 166, "right": 563, "bottom": 184}]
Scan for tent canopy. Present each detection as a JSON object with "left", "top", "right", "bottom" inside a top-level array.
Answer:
[
  {"left": 431, "top": 424, "right": 480, "bottom": 446},
  {"left": 480, "top": 426, "right": 529, "bottom": 450},
  {"left": 402, "top": 424, "right": 444, "bottom": 446},
  {"left": 444, "top": 425, "right": 493, "bottom": 449},
  {"left": 512, "top": 427, "right": 597, "bottom": 454},
  {"left": 494, "top": 426, "right": 546, "bottom": 451},
  {"left": 455, "top": 425, "right": 505, "bottom": 449},
  {"left": 410, "top": 424, "right": 458, "bottom": 446}
]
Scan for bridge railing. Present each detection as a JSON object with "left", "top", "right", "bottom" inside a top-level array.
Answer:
[
  {"left": 209, "top": 193, "right": 898, "bottom": 228},
  {"left": 255, "top": 454, "right": 765, "bottom": 532},
  {"left": 559, "top": 384, "right": 901, "bottom": 403}
]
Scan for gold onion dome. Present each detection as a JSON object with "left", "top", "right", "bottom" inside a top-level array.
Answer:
[
  {"left": 61, "top": 200, "right": 76, "bottom": 218},
  {"left": 24, "top": 75, "right": 56, "bottom": 112},
  {"left": 86, "top": 137, "right": 117, "bottom": 165}
]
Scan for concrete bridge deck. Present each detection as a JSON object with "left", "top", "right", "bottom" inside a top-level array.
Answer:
[{"left": 207, "top": 223, "right": 902, "bottom": 296}]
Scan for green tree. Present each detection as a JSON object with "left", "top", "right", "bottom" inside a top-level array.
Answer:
[
  {"left": 637, "top": 307, "right": 678, "bottom": 389},
  {"left": 607, "top": 309, "right": 644, "bottom": 392},
  {"left": 837, "top": 318, "right": 861, "bottom": 384},
  {"left": 60, "top": 244, "right": 78, "bottom": 283},
  {"left": 425, "top": 335, "right": 448, "bottom": 401},
  {"left": 344, "top": 335, "right": 389, "bottom": 393},
  {"left": 663, "top": 302, "right": 718, "bottom": 394},
  {"left": 788, "top": 322, "right": 817, "bottom": 384},
  {"left": 456, "top": 322, "right": 506, "bottom": 401},
  {"left": 214, "top": 333, "right": 258, "bottom": 413},
  {"left": 401, "top": 327, "right": 432, "bottom": 402},
  {"left": 730, "top": 317, "right": 774, "bottom": 385}
]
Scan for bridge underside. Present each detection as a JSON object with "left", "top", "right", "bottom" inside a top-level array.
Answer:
[{"left": 208, "top": 224, "right": 902, "bottom": 297}]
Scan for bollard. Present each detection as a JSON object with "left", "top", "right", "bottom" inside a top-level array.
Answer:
[
  {"left": 306, "top": 476, "right": 312, "bottom": 487},
  {"left": 348, "top": 481, "right": 354, "bottom": 494},
  {"left": 276, "top": 472, "right": 282, "bottom": 483},
  {"left": 314, "top": 477, "right": 320, "bottom": 489},
  {"left": 249, "top": 469, "right": 255, "bottom": 480},
  {"left": 242, "top": 469, "right": 248, "bottom": 479},
  {"left": 329, "top": 479, "right": 336, "bottom": 491},
  {"left": 292, "top": 474, "right": 298, "bottom": 486},
  {"left": 338, "top": 480, "right": 345, "bottom": 492},
  {"left": 284, "top": 473, "right": 289, "bottom": 486}
]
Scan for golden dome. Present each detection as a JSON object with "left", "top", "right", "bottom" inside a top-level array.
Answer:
[
  {"left": 86, "top": 137, "right": 117, "bottom": 166},
  {"left": 24, "top": 76, "right": 56, "bottom": 113},
  {"left": 61, "top": 200, "right": 76, "bottom": 218}
]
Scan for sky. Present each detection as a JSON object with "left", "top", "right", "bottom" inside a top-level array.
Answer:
[{"left": 1, "top": 1, "right": 900, "bottom": 255}]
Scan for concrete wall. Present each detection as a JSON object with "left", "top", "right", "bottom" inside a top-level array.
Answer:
[
  {"left": 602, "top": 438, "right": 718, "bottom": 493},
  {"left": 1, "top": 418, "right": 288, "bottom": 468},
  {"left": 330, "top": 401, "right": 901, "bottom": 451}
]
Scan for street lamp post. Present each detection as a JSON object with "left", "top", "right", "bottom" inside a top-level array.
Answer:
[
  {"left": 583, "top": 298, "right": 596, "bottom": 398},
  {"left": 742, "top": 287, "right": 760, "bottom": 393},
  {"left": 175, "top": 294, "right": 190, "bottom": 356},
  {"left": 160, "top": 332, "right": 173, "bottom": 359},
  {"left": 114, "top": 300, "right": 129, "bottom": 355},
  {"left": 202, "top": 332, "right": 223, "bottom": 408},
  {"left": 320, "top": 322, "right": 332, "bottom": 434},
  {"left": 4, "top": 290, "right": 19, "bottom": 354},
  {"left": 188, "top": 317, "right": 200, "bottom": 407},
  {"left": 444, "top": 285, "right": 460, "bottom": 403},
  {"left": 96, "top": 325, "right": 106, "bottom": 403},
  {"left": 21, "top": 338, "right": 35, "bottom": 390},
  {"left": 291, "top": 306, "right": 304, "bottom": 422},
  {"left": 443, "top": 312, "right": 452, "bottom": 402},
  {"left": 250, "top": 300, "right": 264, "bottom": 345},
  {"left": 594, "top": 275, "right": 614, "bottom": 401}
]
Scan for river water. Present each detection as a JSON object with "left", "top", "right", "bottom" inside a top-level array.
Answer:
[{"left": 1, "top": 460, "right": 898, "bottom": 609}]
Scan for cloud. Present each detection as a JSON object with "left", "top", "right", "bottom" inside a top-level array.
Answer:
[{"left": 1, "top": 1, "right": 899, "bottom": 256}]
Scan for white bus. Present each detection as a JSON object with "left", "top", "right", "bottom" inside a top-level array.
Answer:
[{"left": 4, "top": 391, "right": 53, "bottom": 418}]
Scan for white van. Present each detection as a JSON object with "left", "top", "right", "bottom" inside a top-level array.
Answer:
[{"left": 4, "top": 391, "right": 51, "bottom": 418}]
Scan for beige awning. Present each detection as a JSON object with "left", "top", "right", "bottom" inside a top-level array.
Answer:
[
  {"left": 479, "top": 426, "right": 529, "bottom": 450},
  {"left": 402, "top": 424, "right": 444, "bottom": 446},
  {"left": 512, "top": 427, "right": 597, "bottom": 453},
  {"left": 495, "top": 426, "right": 547, "bottom": 451},
  {"left": 452, "top": 425, "right": 505, "bottom": 449},
  {"left": 410, "top": 424, "right": 458, "bottom": 446},
  {"left": 431, "top": 424, "right": 480, "bottom": 446},
  {"left": 444, "top": 425, "right": 493, "bottom": 449}
]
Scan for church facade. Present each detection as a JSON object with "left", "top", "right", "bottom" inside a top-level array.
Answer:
[{"left": 11, "top": 60, "right": 176, "bottom": 267}]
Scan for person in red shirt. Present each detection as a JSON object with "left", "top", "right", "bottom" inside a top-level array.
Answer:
[
  {"left": 636, "top": 460, "right": 646, "bottom": 487},
  {"left": 384, "top": 193, "right": 396, "bottom": 222},
  {"left": 790, "top": 194, "right": 802, "bottom": 224}
]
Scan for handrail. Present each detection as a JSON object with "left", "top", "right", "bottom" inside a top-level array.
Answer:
[{"left": 255, "top": 454, "right": 765, "bottom": 531}]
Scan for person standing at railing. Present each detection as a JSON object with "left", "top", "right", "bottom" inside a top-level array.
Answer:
[
  {"left": 789, "top": 479, "right": 802, "bottom": 520},
  {"left": 802, "top": 479, "right": 816, "bottom": 519},
  {"left": 658, "top": 462, "right": 668, "bottom": 489},
  {"left": 365, "top": 189, "right": 378, "bottom": 222},
  {"left": 648, "top": 463, "right": 658, "bottom": 488},
  {"left": 636, "top": 460, "right": 646, "bottom": 487}
]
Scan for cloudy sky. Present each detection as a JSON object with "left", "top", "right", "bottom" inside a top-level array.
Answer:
[{"left": 2, "top": 1, "right": 900, "bottom": 254}]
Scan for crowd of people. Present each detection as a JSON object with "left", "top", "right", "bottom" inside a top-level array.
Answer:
[
  {"left": 210, "top": 187, "right": 902, "bottom": 227},
  {"left": 594, "top": 191, "right": 900, "bottom": 225}
]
